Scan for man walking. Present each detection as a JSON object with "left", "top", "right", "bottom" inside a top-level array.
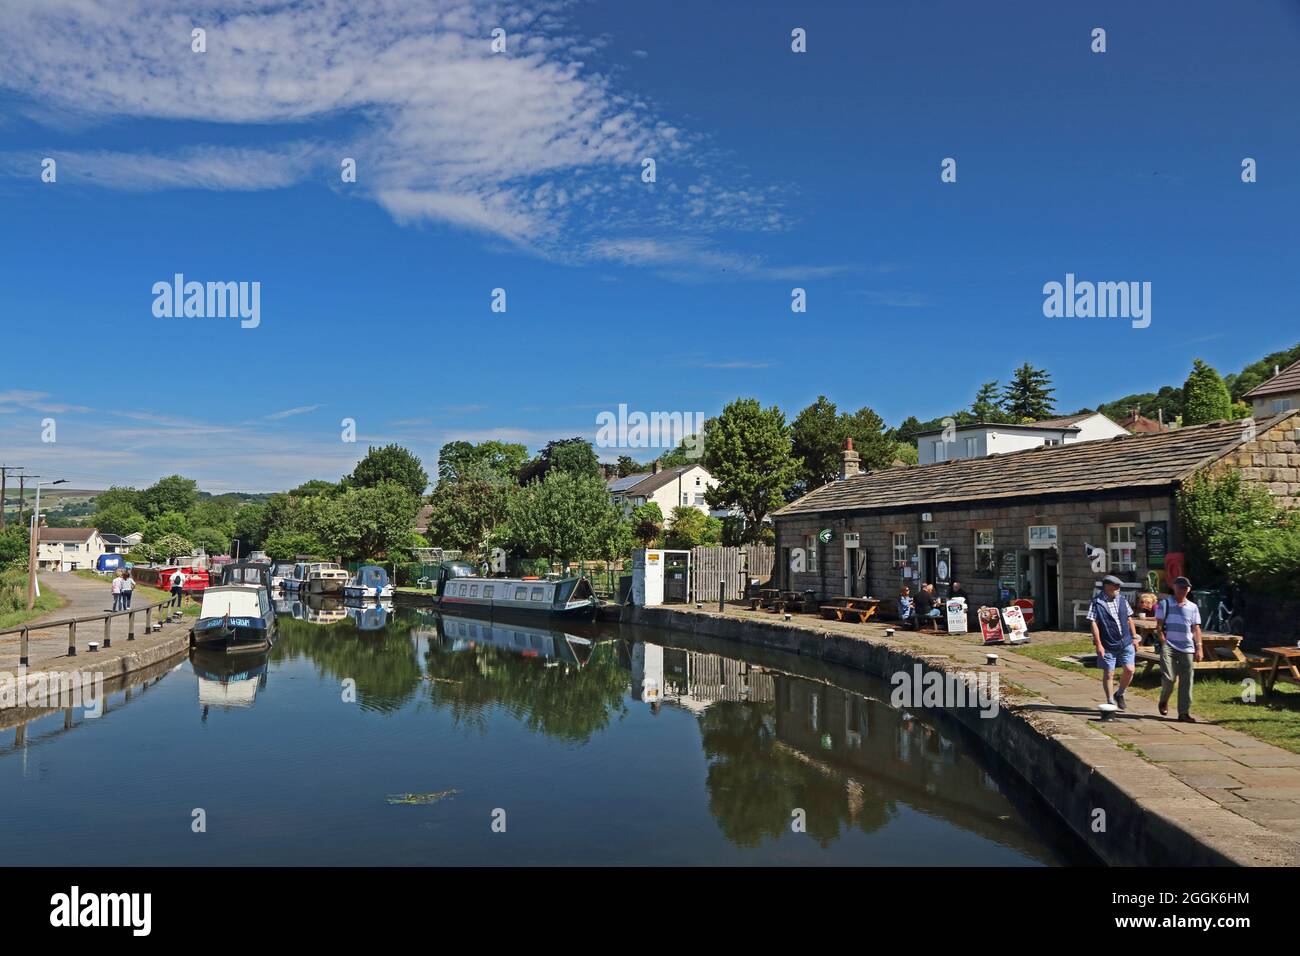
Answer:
[
  {"left": 1156, "top": 576, "right": 1204, "bottom": 722},
  {"left": 169, "top": 567, "right": 187, "bottom": 608},
  {"left": 1088, "top": 574, "right": 1139, "bottom": 709}
]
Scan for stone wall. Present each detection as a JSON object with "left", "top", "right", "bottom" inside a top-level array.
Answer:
[
  {"left": 775, "top": 491, "right": 1175, "bottom": 616},
  {"left": 1214, "top": 416, "right": 1300, "bottom": 509}
]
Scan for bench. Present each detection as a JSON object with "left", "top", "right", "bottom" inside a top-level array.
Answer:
[
  {"left": 1136, "top": 635, "right": 1252, "bottom": 677},
  {"left": 819, "top": 597, "right": 879, "bottom": 624}
]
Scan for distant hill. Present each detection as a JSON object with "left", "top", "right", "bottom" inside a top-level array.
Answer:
[{"left": 1084, "top": 341, "right": 1300, "bottom": 423}]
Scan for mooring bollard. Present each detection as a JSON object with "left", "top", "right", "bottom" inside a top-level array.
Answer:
[
  {"left": 103, "top": 614, "right": 112, "bottom": 650},
  {"left": 67, "top": 620, "right": 77, "bottom": 657},
  {"left": 128, "top": 611, "right": 135, "bottom": 641},
  {"left": 88, "top": 641, "right": 99, "bottom": 653},
  {"left": 19, "top": 627, "right": 29, "bottom": 667},
  {"left": 719, "top": 581, "right": 727, "bottom": 614}
]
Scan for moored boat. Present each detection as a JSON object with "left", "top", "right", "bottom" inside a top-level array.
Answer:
[
  {"left": 436, "top": 567, "right": 597, "bottom": 621},
  {"left": 343, "top": 564, "right": 394, "bottom": 600},
  {"left": 191, "top": 562, "right": 276, "bottom": 652}
]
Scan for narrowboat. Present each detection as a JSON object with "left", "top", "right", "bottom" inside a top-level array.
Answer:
[
  {"left": 191, "top": 647, "right": 269, "bottom": 712},
  {"left": 435, "top": 611, "right": 598, "bottom": 667},
  {"left": 191, "top": 562, "right": 276, "bottom": 651},
  {"left": 343, "top": 564, "right": 393, "bottom": 601},
  {"left": 435, "top": 564, "right": 597, "bottom": 621},
  {"left": 269, "top": 560, "right": 297, "bottom": 590}
]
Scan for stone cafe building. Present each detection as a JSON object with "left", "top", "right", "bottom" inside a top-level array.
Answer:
[{"left": 771, "top": 410, "right": 1300, "bottom": 630}]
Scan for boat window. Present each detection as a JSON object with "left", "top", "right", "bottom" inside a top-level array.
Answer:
[
  {"left": 530, "top": 587, "right": 544, "bottom": 602},
  {"left": 470, "top": 584, "right": 479, "bottom": 597},
  {"left": 483, "top": 585, "right": 494, "bottom": 598},
  {"left": 555, "top": 580, "right": 575, "bottom": 602},
  {"left": 514, "top": 586, "right": 527, "bottom": 601}
]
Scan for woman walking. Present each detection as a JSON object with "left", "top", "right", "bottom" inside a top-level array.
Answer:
[
  {"left": 120, "top": 569, "right": 134, "bottom": 609},
  {"left": 110, "top": 572, "right": 123, "bottom": 612}
]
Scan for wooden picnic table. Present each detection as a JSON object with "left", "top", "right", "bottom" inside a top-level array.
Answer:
[
  {"left": 819, "top": 597, "right": 879, "bottom": 624},
  {"left": 1135, "top": 633, "right": 1251, "bottom": 676},
  {"left": 751, "top": 588, "right": 809, "bottom": 613},
  {"left": 1258, "top": 646, "right": 1300, "bottom": 694}
]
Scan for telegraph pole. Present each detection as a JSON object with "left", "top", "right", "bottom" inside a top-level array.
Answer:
[{"left": 0, "top": 465, "right": 12, "bottom": 530}]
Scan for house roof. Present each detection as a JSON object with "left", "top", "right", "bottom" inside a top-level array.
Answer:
[
  {"left": 1243, "top": 358, "right": 1300, "bottom": 400},
  {"left": 99, "top": 533, "right": 128, "bottom": 545},
  {"left": 1119, "top": 410, "right": 1166, "bottom": 434},
  {"left": 38, "top": 527, "right": 97, "bottom": 542},
  {"left": 775, "top": 411, "right": 1297, "bottom": 517},
  {"left": 913, "top": 420, "right": 1081, "bottom": 439},
  {"left": 607, "top": 473, "right": 651, "bottom": 493},
  {"left": 621, "top": 466, "right": 701, "bottom": 496},
  {"left": 1036, "top": 412, "right": 1114, "bottom": 428}
]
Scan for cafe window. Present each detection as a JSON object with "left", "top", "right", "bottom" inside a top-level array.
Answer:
[
  {"left": 922, "top": 530, "right": 938, "bottom": 545},
  {"left": 974, "top": 530, "right": 995, "bottom": 572},
  {"left": 804, "top": 535, "right": 818, "bottom": 573},
  {"left": 892, "top": 532, "right": 907, "bottom": 566},
  {"left": 1107, "top": 523, "right": 1137, "bottom": 573}
]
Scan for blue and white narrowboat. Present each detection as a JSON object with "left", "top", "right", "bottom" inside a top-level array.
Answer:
[{"left": 437, "top": 569, "right": 597, "bottom": 621}]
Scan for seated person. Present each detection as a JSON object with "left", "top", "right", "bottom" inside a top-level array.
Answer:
[
  {"left": 899, "top": 586, "right": 915, "bottom": 628},
  {"left": 916, "top": 583, "right": 943, "bottom": 629}
]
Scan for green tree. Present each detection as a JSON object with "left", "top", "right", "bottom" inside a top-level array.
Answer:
[
  {"left": 1182, "top": 359, "right": 1233, "bottom": 425},
  {"left": 505, "top": 470, "right": 617, "bottom": 566},
  {"left": 233, "top": 502, "right": 267, "bottom": 552},
  {"left": 436, "top": 440, "right": 529, "bottom": 484},
  {"left": 518, "top": 438, "right": 601, "bottom": 483},
  {"left": 424, "top": 464, "right": 517, "bottom": 559},
  {"left": 664, "top": 506, "right": 723, "bottom": 549},
  {"left": 1179, "top": 472, "right": 1298, "bottom": 596},
  {"left": 288, "top": 479, "right": 339, "bottom": 498},
  {"left": 702, "top": 398, "right": 798, "bottom": 542},
  {"left": 322, "top": 480, "right": 422, "bottom": 561},
  {"left": 94, "top": 502, "right": 146, "bottom": 537},
  {"left": 140, "top": 475, "right": 198, "bottom": 518},
  {"left": 1001, "top": 364, "right": 1056, "bottom": 421},
  {"left": 630, "top": 501, "right": 664, "bottom": 547},
  {"left": 143, "top": 532, "right": 194, "bottom": 562},
  {"left": 790, "top": 397, "right": 895, "bottom": 490},
  {"left": 144, "top": 511, "right": 194, "bottom": 543},
  {"left": 263, "top": 529, "right": 328, "bottom": 561},
  {"left": 192, "top": 527, "right": 229, "bottom": 555},
  {"left": 93, "top": 485, "right": 143, "bottom": 515},
  {"left": 971, "top": 381, "right": 1010, "bottom": 422},
  {"left": 345, "top": 444, "right": 429, "bottom": 497},
  {"left": 0, "top": 524, "right": 29, "bottom": 571},
  {"left": 1225, "top": 342, "right": 1300, "bottom": 400}
]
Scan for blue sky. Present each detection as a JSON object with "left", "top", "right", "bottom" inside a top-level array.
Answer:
[{"left": 1, "top": 0, "right": 1297, "bottom": 491}]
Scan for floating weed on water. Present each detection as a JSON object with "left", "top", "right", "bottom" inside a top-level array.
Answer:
[{"left": 387, "top": 789, "right": 460, "bottom": 806}]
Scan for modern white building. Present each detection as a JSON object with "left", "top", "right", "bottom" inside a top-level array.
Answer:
[
  {"left": 607, "top": 463, "right": 722, "bottom": 519},
  {"left": 37, "top": 527, "right": 108, "bottom": 571},
  {"left": 915, "top": 412, "right": 1128, "bottom": 465}
]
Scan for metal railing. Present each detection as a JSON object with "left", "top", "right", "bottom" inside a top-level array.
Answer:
[{"left": 0, "top": 592, "right": 186, "bottom": 666}]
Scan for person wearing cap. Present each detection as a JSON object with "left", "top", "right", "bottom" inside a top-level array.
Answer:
[
  {"left": 1087, "top": 574, "right": 1139, "bottom": 709},
  {"left": 1155, "top": 576, "right": 1204, "bottom": 722}
]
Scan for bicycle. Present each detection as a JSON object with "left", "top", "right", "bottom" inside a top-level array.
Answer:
[{"left": 1202, "top": 591, "right": 1245, "bottom": 636}]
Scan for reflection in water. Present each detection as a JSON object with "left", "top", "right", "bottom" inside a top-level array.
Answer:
[
  {"left": 191, "top": 648, "right": 270, "bottom": 719},
  {"left": 0, "top": 606, "right": 1086, "bottom": 864}
]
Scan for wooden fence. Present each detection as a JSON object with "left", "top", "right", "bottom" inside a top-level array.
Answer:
[{"left": 690, "top": 544, "right": 775, "bottom": 602}]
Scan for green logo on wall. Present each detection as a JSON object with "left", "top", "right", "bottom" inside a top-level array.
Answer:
[{"left": 818, "top": 528, "right": 832, "bottom": 544}]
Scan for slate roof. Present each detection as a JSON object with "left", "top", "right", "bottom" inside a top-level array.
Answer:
[
  {"left": 607, "top": 473, "right": 650, "bottom": 493},
  {"left": 1243, "top": 358, "right": 1300, "bottom": 399},
  {"left": 611, "top": 466, "right": 700, "bottom": 497},
  {"left": 38, "top": 527, "right": 98, "bottom": 542},
  {"left": 775, "top": 412, "right": 1297, "bottom": 517}
]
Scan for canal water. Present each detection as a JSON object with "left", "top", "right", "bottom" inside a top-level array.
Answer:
[{"left": 0, "top": 603, "right": 1092, "bottom": 865}]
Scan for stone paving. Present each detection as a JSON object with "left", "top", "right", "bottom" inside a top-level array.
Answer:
[
  {"left": 673, "top": 604, "right": 1300, "bottom": 862},
  {"left": 0, "top": 572, "right": 193, "bottom": 678}
]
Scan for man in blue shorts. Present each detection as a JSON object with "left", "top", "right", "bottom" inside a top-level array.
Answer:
[
  {"left": 1088, "top": 574, "right": 1139, "bottom": 709},
  {"left": 1155, "top": 576, "right": 1204, "bottom": 722}
]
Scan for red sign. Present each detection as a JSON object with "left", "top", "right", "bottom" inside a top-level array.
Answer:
[{"left": 978, "top": 606, "right": 1005, "bottom": 645}]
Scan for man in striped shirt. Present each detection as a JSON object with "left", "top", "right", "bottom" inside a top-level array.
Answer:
[{"left": 1155, "top": 576, "right": 1204, "bottom": 722}]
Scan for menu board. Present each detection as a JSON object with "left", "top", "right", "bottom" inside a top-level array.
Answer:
[{"left": 1145, "top": 521, "right": 1167, "bottom": 568}]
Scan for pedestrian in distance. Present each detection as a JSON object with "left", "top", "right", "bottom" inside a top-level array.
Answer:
[
  {"left": 120, "top": 569, "right": 134, "bottom": 609},
  {"left": 110, "top": 571, "right": 123, "bottom": 612},
  {"left": 169, "top": 567, "right": 187, "bottom": 608}
]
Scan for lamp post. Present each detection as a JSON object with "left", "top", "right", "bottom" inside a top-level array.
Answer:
[{"left": 27, "top": 478, "right": 67, "bottom": 610}]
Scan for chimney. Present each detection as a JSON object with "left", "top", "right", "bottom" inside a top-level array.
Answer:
[
  {"left": 653, "top": 460, "right": 662, "bottom": 475},
  {"left": 839, "top": 437, "right": 861, "bottom": 480}
]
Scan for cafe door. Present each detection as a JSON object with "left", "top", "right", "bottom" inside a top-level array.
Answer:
[
  {"left": 918, "top": 546, "right": 938, "bottom": 586},
  {"left": 1028, "top": 549, "right": 1062, "bottom": 629},
  {"left": 843, "top": 536, "right": 864, "bottom": 596}
]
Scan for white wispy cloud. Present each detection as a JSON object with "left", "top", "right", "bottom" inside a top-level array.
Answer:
[
  {"left": 265, "top": 404, "right": 322, "bottom": 421},
  {"left": 0, "top": 0, "right": 830, "bottom": 278}
]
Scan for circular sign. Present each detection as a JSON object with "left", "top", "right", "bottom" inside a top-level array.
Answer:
[
  {"left": 818, "top": 528, "right": 832, "bottom": 544},
  {"left": 937, "top": 559, "right": 950, "bottom": 580}
]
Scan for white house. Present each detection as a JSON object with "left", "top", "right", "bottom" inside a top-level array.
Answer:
[
  {"left": 1243, "top": 359, "right": 1300, "bottom": 417},
  {"left": 608, "top": 463, "right": 723, "bottom": 519},
  {"left": 37, "top": 527, "right": 107, "bottom": 571},
  {"left": 915, "top": 412, "right": 1128, "bottom": 465}
]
